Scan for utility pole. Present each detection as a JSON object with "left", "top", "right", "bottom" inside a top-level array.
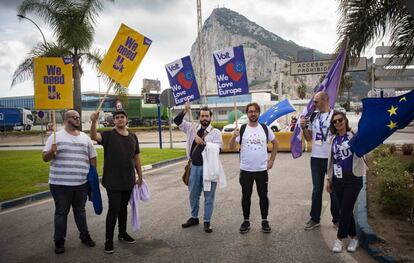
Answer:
[{"left": 197, "top": 0, "right": 207, "bottom": 105}]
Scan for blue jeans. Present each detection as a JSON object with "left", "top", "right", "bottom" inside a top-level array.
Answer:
[
  {"left": 310, "top": 157, "right": 340, "bottom": 223},
  {"left": 50, "top": 183, "right": 90, "bottom": 242},
  {"left": 188, "top": 164, "right": 217, "bottom": 222}
]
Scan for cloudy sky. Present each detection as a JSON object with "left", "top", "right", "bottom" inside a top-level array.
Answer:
[{"left": 0, "top": 0, "right": 376, "bottom": 98}]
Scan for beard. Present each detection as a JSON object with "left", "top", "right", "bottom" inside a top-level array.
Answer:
[
  {"left": 68, "top": 122, "right": 80, "bottom": 130},
  {"left": 115, "top": 122, "right": 126, "bottom": 128},
  {"left": 248, "top": 115, "right": 258, "bottom": 122},
  {"left": 200, "top": 119, "right": 211, "bottom": 127}
]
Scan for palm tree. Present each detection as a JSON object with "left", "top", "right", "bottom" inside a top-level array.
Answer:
[
  {"left": 296, "top": 83, "right": 307, "bottom": 99},
  {"left": 12, "top": 0, "right": 117, "bottom": 129},
  {"left": 336, "top": 0, "right": 414, "bottom": 68},
  {"left": 342, "top": 74, "right": 353, "bottom": 111}
]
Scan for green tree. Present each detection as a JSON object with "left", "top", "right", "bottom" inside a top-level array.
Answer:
[
  {"left": 296, "top": 83, "right": 307, "bottom": 99},
  {"left": 12, "top": 0, "right": 118, "bottom": 129},
  {"left": 336, "top": 0, "right": 414, "bottom": 68}
]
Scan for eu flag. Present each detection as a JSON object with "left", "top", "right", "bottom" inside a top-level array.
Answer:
[
  {"left": 259, "top": 99, "right": 296, "bottom": 126},
  {"left": 349, "top": 90, "right": 414, "bottom": 157}
]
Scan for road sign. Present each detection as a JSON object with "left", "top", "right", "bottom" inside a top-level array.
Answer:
[
  {"left": 144, "top": 93, "right": 160, "bottom": 104},
  {"left": 142, "top": 78, "right": 161, "bottom": 94},
  {"left": 375, "top": 80, "right": 414, "bottom": 89},
  {"left": 38, "top": 110, "right": 45, "bottom": 119},
  {"left": 290, "top": 57, "right": 367, "bottom": 75},
  {"left": 160, "top": 89, "right": 175, "bottom": 108}
]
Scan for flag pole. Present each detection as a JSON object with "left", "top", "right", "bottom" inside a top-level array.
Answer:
[
  {"left": 233, "top": 96, "right": 238, "bottom": 129},
  {"left": 53, "top": 110, "right": 56, "bottom": 144},
  {"left": 96, "top": 85, "right": 112, "bottom": 112},
  {"left": 188, "top": 106, "right": 197, "bottom": 136},
  {"left": 336, "top": 37, "right": 350, "bottom": 102}
]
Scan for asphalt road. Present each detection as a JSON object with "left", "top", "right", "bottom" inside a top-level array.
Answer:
[{"left": 0, "top": 153, "right": 375, "bottom": 263}]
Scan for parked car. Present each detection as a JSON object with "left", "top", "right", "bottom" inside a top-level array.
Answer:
[
  {"left": 222, "top": 115, "right": 248, "bottom": 134},
  {"left": 222, "top": 114, "right": 281, "bottom": 134},
  {"left": 102, "top": 115, "right": 114, "bottom": 127},
  {"left": 334, "top": 106, "right": 346, "bottom": 113},
  {"left": 269, "top": 119, "right": 281, "bottom": 132}
]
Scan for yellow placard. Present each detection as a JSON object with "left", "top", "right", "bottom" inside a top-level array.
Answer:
[
  {"left": 34, "top": 57, "right": 73, "bottom": 109},
  {"left": 99, "top": 24, "right": 152, "bottom": 87}
]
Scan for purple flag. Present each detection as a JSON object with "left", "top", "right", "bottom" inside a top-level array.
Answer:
[{"left": 290, "top": 48, "right": 346, "bottom": 159}]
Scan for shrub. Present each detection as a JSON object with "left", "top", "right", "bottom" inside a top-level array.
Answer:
[
  {"left": 389, "top": 144, "right": 397, "bottom": 154},
  {"left": 372, "top": 145, "right": 392, "bottom": 158},
  {"left": 406, "top": 159, "right": 414, "bottom": 173},
  {"left": 402, "top": 144, "right": 414, "bottom": 155},
  {"left": 372, "top": 151, "right": 414, "bottom": 214},
  {"left": 378, "top": 170, "right": 413, "bottom": 214}
]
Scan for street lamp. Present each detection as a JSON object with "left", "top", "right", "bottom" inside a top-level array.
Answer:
[
  {"left": 17, "top": 14, "right": 47, "bottom": 46},
  {"left": 97, "top": 74, "right": 101, "bottom": 128}
]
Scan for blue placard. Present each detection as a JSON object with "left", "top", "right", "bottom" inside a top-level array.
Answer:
[
  {"left": 165, "top": 56, "right": 200, "bottom": 106},
  {"left": 37, "top": 110, "right": 45, "bottom": 119},
  {"left": 213, "top": 45, "right": 249, "bottom": 97}
]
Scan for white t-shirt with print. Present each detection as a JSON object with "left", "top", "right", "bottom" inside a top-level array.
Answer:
[
  {"left": 309, "top": 110, "right": 333, "bottom": 158},
  {"left": 236, "top": 124, "right": 275, "bottom": 172}
]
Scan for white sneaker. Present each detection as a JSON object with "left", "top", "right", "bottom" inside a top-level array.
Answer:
[
  {"left": 332, "top": 239, "right": 343, "bottom": 253},
  {"left": 347, "top": 239, "right": 359, "bottom": 252}
]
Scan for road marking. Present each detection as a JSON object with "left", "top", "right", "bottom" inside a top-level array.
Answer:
[
  {"left": 0, "top": 198, "right": 52, "bottom": 215},
  {"left": 321, "top": 200, "right": 358, "bottom": 263},
  {"left": 143, "top": 160, "right": 187, "bottom": 175}
]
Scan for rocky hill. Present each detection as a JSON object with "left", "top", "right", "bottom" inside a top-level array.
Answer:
[{"left": 190, "top": 8, "right": 368, "bottom": 100}]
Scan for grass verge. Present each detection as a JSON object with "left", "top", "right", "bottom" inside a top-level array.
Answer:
[{"left": 0, "top": 148, "right": 185, "bottom": 202}]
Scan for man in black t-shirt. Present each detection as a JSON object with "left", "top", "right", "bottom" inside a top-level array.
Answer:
[{"left": 90, "top": 110, "right": 143, "bottom": 254}]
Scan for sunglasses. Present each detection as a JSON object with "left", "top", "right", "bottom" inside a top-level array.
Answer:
[
  {"left": 68, "top": 116, "right": 80, "bottom": 120},
  {"left": 332, "top": 118, "right": 344, "bottom": 124}
]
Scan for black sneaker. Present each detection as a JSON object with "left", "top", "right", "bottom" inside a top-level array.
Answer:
[
  {"left": 54, "top": 240, "right": 65, "bottom": 254},
  {"left": 204, "top": 222, "right": 213, "bottom": 233},
  {"left": 81, "top": 234, "right": 96, "bottom": 247},
  {"left": 262, "top": 220, "right": 272, "bottom": 233},
  {"left": 239, "top": 221, "right": 250, "bottom": 233},
  {"left": 118, "top": 232, "right": 136, "bottom": 244},
  {"left": 304, "top": 219, "right": 320, "bottom": 230},
  {"left": 181, "top": 217, "right": 199, "bottom": 228},
  {"left": 104, "top": 240, "right": 114, "bottom": 254}
]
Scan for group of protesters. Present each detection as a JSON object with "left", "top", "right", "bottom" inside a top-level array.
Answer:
[{"left": 42, "top": 91, "right": 364, "bottom": 255}]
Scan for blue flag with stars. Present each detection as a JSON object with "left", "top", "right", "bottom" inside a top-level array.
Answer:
[
  {"left": 259, "top": 99, "right": 296, "bottom": 126},
  {"left": 349, "top": 90, "right": 414, "bottom": 157}
]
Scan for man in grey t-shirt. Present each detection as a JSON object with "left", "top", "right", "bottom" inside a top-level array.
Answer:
[{"left": 43, "top": 110, "right": 97, "bottom": 254}]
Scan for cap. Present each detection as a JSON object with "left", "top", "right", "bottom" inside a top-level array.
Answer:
[{"left": 113, "top": 110, "right": 127, "bottom": 118}]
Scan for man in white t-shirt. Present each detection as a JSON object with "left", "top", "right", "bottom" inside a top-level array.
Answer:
[
  {"left": 230, "top": 102, "right": 279, "bottom": 233},
  {"left": 300, "top": 92, "right": 340, "bottom": 230},
  {"left": 43, "top": 110, "right": 97, "bottom": 254}
]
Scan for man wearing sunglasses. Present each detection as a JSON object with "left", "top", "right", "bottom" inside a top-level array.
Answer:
[
  {"left": 300, "top": 92, "right": 340, "bottom": 231},
  {"left": 43, "top": 110, "right": 97, "bottom": 254}
]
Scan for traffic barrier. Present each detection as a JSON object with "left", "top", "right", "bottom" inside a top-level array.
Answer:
[{"left": 221, "top": 131, "right": 312, "bottom": 152}]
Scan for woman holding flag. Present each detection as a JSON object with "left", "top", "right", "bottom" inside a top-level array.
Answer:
[{"left": 326, "top": 111, "right": 365, "bottom": 253}]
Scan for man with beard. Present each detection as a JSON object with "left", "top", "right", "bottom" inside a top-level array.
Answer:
[
  {"left": 43, "top": 110, "right": 97, "bottom": 254},
  {"left": 90, "top": 110, "right": 143, "bottom": 254},
  {"left": 229, "top": 102, "right": 278, "bottom": 233},
  {"left": 174, "top": 102, "right": 223, "bottom": 233}
]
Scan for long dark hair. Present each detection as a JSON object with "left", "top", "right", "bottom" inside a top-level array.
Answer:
[{"left": 329, "top": 111, "right": 351, "bottom": 135}]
